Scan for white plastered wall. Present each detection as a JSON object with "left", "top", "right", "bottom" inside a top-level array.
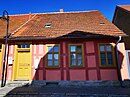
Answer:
[{"left": 117, "top": 42, "right": 130, "bottom": 80}]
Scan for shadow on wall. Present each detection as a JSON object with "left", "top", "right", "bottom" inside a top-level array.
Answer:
[
  {"left": 2, "top": 32, "right": 129, "bottom": 96},
  {"left": 0, "top": 31, "right": 127, "bottom": 86},
  {"left": 32, "top": 39, "right": 125, "bottom": 81},
  {"left": 32, "top": 44, "right": 63, "bottom": 81}
]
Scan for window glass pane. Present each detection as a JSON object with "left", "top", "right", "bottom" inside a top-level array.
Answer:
[
  {"left": 108, "top": 59, "right": 113, "bottom": 65},
  {"left": 48, "top": 60, "right": 52, "bottom": 66},
  {"left": 107, "top": 53, "right": 112, "bottom": 59},
  {"left": 70, "top": 46, "right": 76, "bottom": 52},
  {"left": 54, "top": 46, "right": 59, "bottom": 52},
  {"left": 71, "top": 59, "right": 76, "bottom": 66},
  {"left": 18, "top": 45, "right": 21, "bottom": 48},
  {"left": 78, "top": 59, "right": 82, "bottom": 66},
  {"left": 22, "top": 44, "right": 25, "bottom": 48},
  {"left": 71, "top": 54, "right": 76, "bottom": 59},
  {"left": 101, "top": 59, "right": 106, "bottom": 65},
  {"left": 100, "top": 45, "right": 105, "bottom": 51},
  {"left": 106, "top": 45, "right": 112, "bottom": 51},
  {"left": 48, "top": 46, "right": 53, "bottom": 52},
  {"left": 54, "top": 60, "right": 58, "bottom": 66},
  {"left": 18, "top": 44, "right": 30, "bottom": 48},
  {"left": 77, "top": 54, "right": 82, "bottom": 59},
  {"left": 25, "top": 44, "right": 30, "bottom": 48},
  {"left": 48, "top": 54, "right": 52, "bottom": 60},
  {"left": 54, "top": 54, "right": 59, "bottom": 60},
  {"left": 77, "top": 46, "right": 82, "bottom": 52},
  {"left": 100, "top": 53, "right": 106, "bottom": 58}
]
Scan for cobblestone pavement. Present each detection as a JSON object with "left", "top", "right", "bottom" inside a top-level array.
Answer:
[{"left": 0, "top": 85, "right": 130, "bottom": 97}]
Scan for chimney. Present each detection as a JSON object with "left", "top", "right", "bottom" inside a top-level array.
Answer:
[{"left": 60, "top": 9, "right": 64, "bottom": 13}]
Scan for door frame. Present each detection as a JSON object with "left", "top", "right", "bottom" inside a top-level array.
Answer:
[
  {"left": 12, "top": 43, "right": 32, "bottom": 81},
  {"left": 0, "top": 44, "right": 4, "bottom": 78},
  {"left": 126, "top": 50, "right": 130, "bottom": 79}
]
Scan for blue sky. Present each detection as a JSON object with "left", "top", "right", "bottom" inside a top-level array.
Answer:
[{"left": 0, "top": 0, "right": 130, "bottom": 21}]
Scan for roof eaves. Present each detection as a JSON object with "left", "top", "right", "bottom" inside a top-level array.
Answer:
[{"left": 8, "top": 35, "right": 119, "bottom": 41}]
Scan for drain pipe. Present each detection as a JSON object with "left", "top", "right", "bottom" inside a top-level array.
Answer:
[{"left": 115, "top": 36, "right": 123, "bottom": 86}]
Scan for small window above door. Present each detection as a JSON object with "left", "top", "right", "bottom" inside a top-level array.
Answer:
[{"left": 18, "top": 44, "right": 30, "bottom": 48}]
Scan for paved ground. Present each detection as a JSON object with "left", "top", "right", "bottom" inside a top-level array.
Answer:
[{"left": 0, "top": 84, "right": 130, "bottom": 97}]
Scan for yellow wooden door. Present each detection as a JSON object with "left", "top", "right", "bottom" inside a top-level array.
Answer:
[{"left": 15, "top": 51, "right": 31, "bottom": 80}]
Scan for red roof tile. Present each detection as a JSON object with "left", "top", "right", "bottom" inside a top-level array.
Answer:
[
  {"left": 0, "top": 14, "right": 34, "bottom": 38},
  {"left": 0, "top": 10, "right": 126, "bottom": 39}
]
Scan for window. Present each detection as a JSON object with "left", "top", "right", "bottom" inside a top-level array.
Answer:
[
  {"left": 46, "top": 45, "right": 60, "bottom": 68},
  {"left": 18, "top": 44, "right": 30, "bottom": 48},
  {"left": 99, "top": 44, "right": 115, "bottom": 67},
  {"left": 69, "top": 45, "right": 84, "bottom": 67},
  {"left": 44, "top": 23, "right": 51, "bottom": 28}
]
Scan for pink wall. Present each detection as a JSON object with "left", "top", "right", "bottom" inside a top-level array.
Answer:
[
  {"left": 100, "top": 69, "right": 118, "bottom": 80},
  {"left": 31, "top": 41, "right": 118, "bottom": 81},
  {"left": 70, "top": 70, "right": 86, "bottom": 80},
  {"left": 32, "top": 44, "right": 46, "bottom": 80},
  {"left": 7, "top": 45, "right": 14, "bottom": 80},
  {"left": 88, "top": 70, "right": 98, "bottom": 80},
  {"left": 3, "top": 39, "right": 125, "bottom": 81},
  {"left": 0, "top": 67, "right": 1, "bottom": 80},
  {"left": 118, "top": 42, "right": 129, "bottom": 80},
  {"left": 46, "top": 70, "right": 61, "bottom": 80}
]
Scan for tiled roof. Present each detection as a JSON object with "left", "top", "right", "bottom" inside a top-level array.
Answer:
[
  {"left": 118, "top": 5, "right": 130, "bottom": 11},
  {"left": 0, "top": 14, "right": 34, "bottom": 38},
  {"left": 0, "top": 10, "right": 126, "bottom": 39}
]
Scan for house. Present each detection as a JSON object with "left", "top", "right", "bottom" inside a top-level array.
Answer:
[
  {"left": 113, "top": 5, "right": 130, "bottom": 79},
  {"left": 0, "top": 10, "right": 129, "bottom": 82}
]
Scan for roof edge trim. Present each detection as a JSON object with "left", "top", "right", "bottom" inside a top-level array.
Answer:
[{"left": 8, "top": 10, "right": 99, "bottom": 16}]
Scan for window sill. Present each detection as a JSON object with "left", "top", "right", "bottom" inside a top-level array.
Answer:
[
  {"left": 45, "top": 66, "right": 60, "bottom": 69},
  {"left": 99, "top": 65, "right": 116, "bottom": 68},
  {"left": 69, "top": 65, "right": 84, "bottom": 68}
]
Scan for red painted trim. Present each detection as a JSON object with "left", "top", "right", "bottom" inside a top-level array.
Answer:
[
  {"left": 83, "top": 42, "right": 88, "bottom": 80},
  {"left": 94, "top": 42, "right": 101, "bottom": 80},
  {"left": 66, "top": 42, "right": 70, "bottom": 80},
  {"left": 60, "top": 43, "right": 64, "bottom": 80},
  {"left": 87, "top": 67, "right": 100, "bottom": 70},
  {"left": 86, "top": 53, "right": 96, "bottom": 56},
  {"left": 43, "top": 45, "right": 46, "bottom": 80},
  {"left": 99, "top": 67, "right": 117, "bottom": 69},
  {"left": 68, "top": 68, "right": 86, "bottom": 70}
]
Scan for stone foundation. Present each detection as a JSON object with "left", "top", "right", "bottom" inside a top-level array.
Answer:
[{"left": 30, "top": 80, "right": 130, "bottom": 87}]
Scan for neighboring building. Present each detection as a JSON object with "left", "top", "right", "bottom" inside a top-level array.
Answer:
[
  {"left": 0, "top": 10, "right": 129, "bottom": 82},
  {"left": 113, "top": 5, "right": 130, "bottom": 79}
]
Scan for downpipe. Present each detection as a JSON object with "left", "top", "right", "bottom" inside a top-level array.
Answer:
[{"left": 115, "top": 36, "right": 123, "bottom": 86}]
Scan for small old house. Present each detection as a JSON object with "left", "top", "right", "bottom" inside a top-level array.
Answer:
[{"left": 0, "top": 10, "right": 129, "bottom": 82}]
